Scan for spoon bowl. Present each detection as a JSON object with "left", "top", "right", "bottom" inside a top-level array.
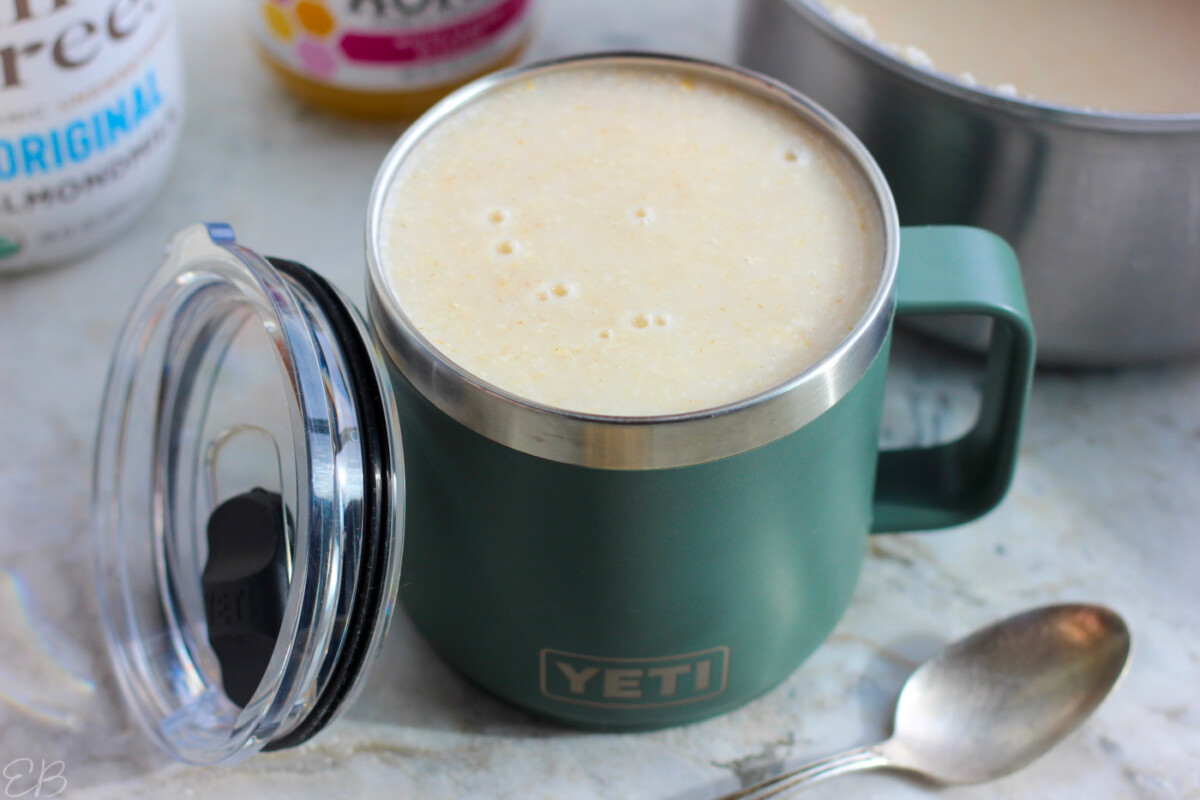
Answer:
[
  {"left": 882, "top": 604, "right": 1131, "bottom": 783},
  {"left": 718, "top": 604, "right": 1131, "bottom": 799}
]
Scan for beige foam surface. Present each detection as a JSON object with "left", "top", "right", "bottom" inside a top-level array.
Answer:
[{"left": 380, "top": 65, "right": 883, "bottom": 416}]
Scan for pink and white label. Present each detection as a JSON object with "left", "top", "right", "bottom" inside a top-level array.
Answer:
[
  {"left": 341, "top": 0, "right": 530, "bottom": 65},
  {"left": 250, "top": 0, "right": 534, "bottom": 91}
]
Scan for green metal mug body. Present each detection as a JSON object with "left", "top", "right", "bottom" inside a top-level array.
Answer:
[
  {"left": 363, "top": 55, "right": 1036, "bottom": 729},
  {"left": 386, "top": 339, "right": 886, "bottom": 728}
]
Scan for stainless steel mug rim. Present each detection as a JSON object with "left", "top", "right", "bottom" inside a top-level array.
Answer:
[
  {"left": 365, "top": 52, "right": 901, "bottom": 470},
  {"left": 783, "top": 0, "right": 1200, "bottom": 133}
]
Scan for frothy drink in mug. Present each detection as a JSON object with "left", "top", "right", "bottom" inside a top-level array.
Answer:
[{"left": 379, "top": 65, "right": 885, "bottom": 415}]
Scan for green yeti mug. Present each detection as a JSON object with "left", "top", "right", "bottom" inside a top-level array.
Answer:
[
  {"left": 365, "top": 54, "right": 1036, "bottom": 730},
  {"left": 93, "top": 54, "right": 1034, "bottom": 766}
]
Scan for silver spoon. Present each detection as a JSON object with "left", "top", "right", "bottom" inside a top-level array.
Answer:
[{"left": 716, "top": 604, "right": 1131, "bottom": 800}]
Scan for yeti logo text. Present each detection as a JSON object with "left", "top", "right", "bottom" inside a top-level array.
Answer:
[{"left": 539, "top": 647, "right": 729, "bottom": 708}]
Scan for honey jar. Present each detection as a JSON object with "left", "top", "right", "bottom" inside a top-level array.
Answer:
[{"left": 248, "top": 0, "right": 536, "bottom": 119}]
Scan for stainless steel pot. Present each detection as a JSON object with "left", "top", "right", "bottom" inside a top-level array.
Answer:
[{"left": 737, "top": 0, "right": 1200, "bottom": 365}]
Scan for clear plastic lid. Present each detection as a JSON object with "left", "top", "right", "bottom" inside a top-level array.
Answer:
[{"left": 92, "top": 224, "right": 404, "bottom": 765}]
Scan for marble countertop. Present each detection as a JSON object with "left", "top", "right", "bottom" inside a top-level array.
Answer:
[{"left": 2, "top": 1, "right": 1198, "bottom": 797}]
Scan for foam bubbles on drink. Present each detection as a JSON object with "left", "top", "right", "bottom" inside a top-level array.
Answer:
[
  {"left": 630, "top": 312, "right": 671, "bottom": 330},
  {"left": 534, "top": 281, "right": 576, "bottom": 302},
  {"left": 629, "top": 206, "right": 655, "bottom": 224},
  {"left": 782, "top": 145, "right": 813, "bottom": 166}
]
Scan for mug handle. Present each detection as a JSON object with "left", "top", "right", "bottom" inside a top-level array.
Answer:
[{"left": 871, "top": 226, "right": 1036, "bottom": 533}]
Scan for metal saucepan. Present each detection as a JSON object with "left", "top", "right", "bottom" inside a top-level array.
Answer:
[{"left": 737, "top": 0, "right": 1200, "bottom": 365}]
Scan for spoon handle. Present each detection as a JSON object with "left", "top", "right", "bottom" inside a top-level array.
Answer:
[{"left": 713, "top": 745, "right": 890, "bottom": 800}]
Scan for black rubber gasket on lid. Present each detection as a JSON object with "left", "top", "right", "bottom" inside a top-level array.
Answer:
[{"left": 262, "top": 258, "right": 394, "bottom": 751}]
